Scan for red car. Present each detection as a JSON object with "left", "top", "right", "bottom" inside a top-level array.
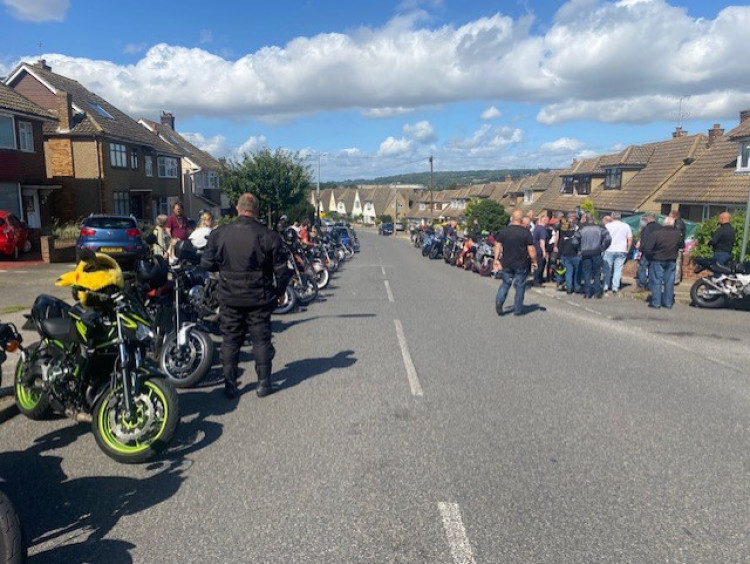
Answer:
[{"left": 0, "top": 211, "right": 31, "bottom": 260}]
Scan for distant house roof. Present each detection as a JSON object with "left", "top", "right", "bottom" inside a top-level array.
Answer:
[
  {"left": 7, "top": 61, "right": 178, "bottom": 155},
  {"left": 140, "top": 118, "right": 221, "bottom": 170},
  {"left": 0, "top": 82, "right": 56, "bottom": 120},
  {"left": 656, "top": 120, "right": 750, "bottom": 205}
]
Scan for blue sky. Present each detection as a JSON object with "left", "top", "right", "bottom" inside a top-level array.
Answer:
[{"left": 2, "top": 0, "right": 749, "bottom": 181}]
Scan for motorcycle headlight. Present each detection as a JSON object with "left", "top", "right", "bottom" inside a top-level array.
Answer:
[
  {"left": 188, "top": 285, "right": 205, "bottom": 306},
  {"left": 135, "top": 323, "right": 154, "bottom": 342}
]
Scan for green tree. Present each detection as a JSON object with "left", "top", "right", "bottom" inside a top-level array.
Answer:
[
  {"left": 580, "top": 198, "right": 599, "bottom": 222},
  {"left": 220, "top": 148, "right": 312, "bottom": 226},
  {"left": 692, "top": 212, "right": 749, "bottom": 260},
  {"left": 285, "top": 200, "right": 316, "bottom": 224},
  {"left": 379, "top": 214, "right": 393, "bottom": 224},
  {"left": 464, "top": 199, "right": 509, "bottom": 233}
]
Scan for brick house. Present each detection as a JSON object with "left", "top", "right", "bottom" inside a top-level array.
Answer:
[
  {"left": 139, "top": 112, "right": 229, "bottom": 220},
  {"left": 6, "top": 60, "right": 182, "bottom": 222},
  {"left": 0, "top": 82, "right": 58, "bottom": 233}
]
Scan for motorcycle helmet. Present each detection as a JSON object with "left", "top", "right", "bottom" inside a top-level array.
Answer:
[
  {"left": 136, "top": 254, "right": 169, "bottom": 289},
  {"left": 276, "top": 215, "right": 289, "bottom": 233},
  {"left": 283, "top": 226, "right": 299, "bottom": 246},
  {"left": 56, "top": 251, "right": 124, "bottom": 308}
]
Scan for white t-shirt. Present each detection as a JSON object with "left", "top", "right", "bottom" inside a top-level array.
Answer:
[
  {"left": 189, "top": 227, "right": 212, "bottom": 249},
  {"left": 605, "top": 220, "right": 633, "bottom": 253}
]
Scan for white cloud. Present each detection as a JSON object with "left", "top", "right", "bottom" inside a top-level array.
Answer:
[
  {"left": 124, "top": 43, "right": 148, "bottom": 55},
  {"left": 541, "top": 137, "right": 586, "bottom": 152},
  {"left": 481, "top": 106, "right": 502, "bottom": 120},
  {"left": 403, "top": 120, "right": 436, "bottom": 143},
  {"left": 363, "top": 107, "right": 413, "bottom": 118},
  {"left": 2, "top": 0, "right": 69, "bottom": 22},
  {"left": 378, "top": 136, "right": 413, "bottom": 157}
]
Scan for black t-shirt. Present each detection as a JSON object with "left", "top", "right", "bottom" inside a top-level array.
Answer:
[{"left": 497, "top": 224, "right": 534, "bottom": 270}]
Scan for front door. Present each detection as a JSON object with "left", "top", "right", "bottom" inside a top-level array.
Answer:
[
  {"left": 130, "top": 193, "right": 144, "bottom": 219},
  {"left": 22, "top": 190, "right": 40, "bottom": 228}
]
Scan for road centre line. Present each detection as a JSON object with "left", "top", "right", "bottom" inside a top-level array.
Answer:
[
  {"left": 382, "top": 266, "right": 386, "bottom": 276},
  {"left": 384, "top": 280, "right": 395, "bottom": 302},
  {"left": 438, "top": 502, "right": 477, "bottom": 564},
  {"left": 393, "top": 319, "right": 423, "bottom": 396}
]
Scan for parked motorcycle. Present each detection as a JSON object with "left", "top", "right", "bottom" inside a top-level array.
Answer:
[
  {"left": 14, "top": 250, "right": 179, "bottom": 463},
  {"left": 690, "top": 257, "right": 750, "bottom": 308},
  {"left": 0, "top": 321, "right": 26, "bottom": 564}
]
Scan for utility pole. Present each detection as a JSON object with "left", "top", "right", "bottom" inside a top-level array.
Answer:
[
  {"left": 429, "top": 155, "right": 434, "bottom": 224},
  {"left": 316, "top": 153, "right": 321, "bottom": 226}
]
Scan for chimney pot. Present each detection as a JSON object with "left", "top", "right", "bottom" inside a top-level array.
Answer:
[
  {"left": 161, "top": 111, "right": 175, "bottom": 129},
  {"left": 707, "top": 123, "right": 724, "bottom": 146},
  {"left": 672, "top": 126, "right": 687, "bottom": 138}
]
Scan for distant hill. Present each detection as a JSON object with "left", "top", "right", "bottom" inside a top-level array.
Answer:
[{"left": 321, "top": 169, "right": 549, "bottom": 191}]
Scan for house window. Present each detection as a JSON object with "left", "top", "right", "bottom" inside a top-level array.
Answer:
[
  {"left": 113, "top": 191, "right": 130, "bottom": 215},
  {"left": 207, "top": 171, "right": 219, "bottom": 188},
  {"left": 157, "top": 156, "right": 179, "bottom": 178},
  {"left": 90, "top": 102, "right": 114, "bottom": 120},
  {"left": 577, "top": 177, "right": 591, "bottom": 195},
  {"left": 561, "top": 176, "right": 574, "bottom": 195},
  {"left": 18, "top": 121, "right": 33, "bottom": 152},
  {"left": 738, "top": 140, "right": 750, "bottom": 171},
  {"left": 523, "top": 190, "right": 533, "bottom": 204},
  {"left": 157, "top": 197, "right": 170, "bottom": 216},
  {"left": 0, "top": 115, "right": 15, "bottom": 149},
  {"left": 110, "top": 143, "right": 128, "bottom": 168},
  {"left": 130, "top": 149, "right": 138, "bottom": 170},
  {"left": 605, "top": 168, "right": 622, "bottom": 190},
  {"left": 145, "top": 156, "right": 154, "bottom": 177}
]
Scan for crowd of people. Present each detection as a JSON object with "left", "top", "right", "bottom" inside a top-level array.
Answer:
[{"left": 491, "top": 208, "right": 735, "bottom": 315}]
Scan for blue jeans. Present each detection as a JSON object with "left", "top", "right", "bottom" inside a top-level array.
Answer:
[
  {"left": 603, "top": 251, "right": 628, "bottom": 292},
  {"left": 496, "top": 267, "right": 529, "bottom": 315},
  {"left": 561, "top": 255, "right": 581, "bottom": 293},
  {"left": 580, "top": 253, "right": 603, "bottom": 297},
  {"left": 637, "top": 255, "right": 652, "bottom": 289},
  {"left": 649, "top": 259, "right": 676, "bottom": 308},
  {"left": 713, "top": 251, "right": 731, "bottom": 267}
]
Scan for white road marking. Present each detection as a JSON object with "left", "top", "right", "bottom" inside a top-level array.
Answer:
[
  {"left": 384, "top": 280, "right": 395, "bottom": 302},
  {"left": 381, "top": 266, "right": 386, "bottom": 276},
  {"left": 438, "top": 502, "right": 477, "bottom": 564},
  {"left": 394, "top": 319, "right": 423, "bottom": 396}
]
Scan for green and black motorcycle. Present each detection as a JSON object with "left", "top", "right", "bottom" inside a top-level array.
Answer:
[{"left": 14, "top": 250, "right": 179, "bottom": 464}]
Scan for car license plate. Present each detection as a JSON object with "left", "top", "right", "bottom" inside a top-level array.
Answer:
[{"left": 100, "top": 247, "right": 123, "bottom": 253}]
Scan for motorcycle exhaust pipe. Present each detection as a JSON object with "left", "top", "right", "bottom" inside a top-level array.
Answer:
[
  {"left": 178, "top": 323, "right": 197, "bottom": 347},
  {"left": 702, "top": 277, "right": 728, "bottom": 293}
]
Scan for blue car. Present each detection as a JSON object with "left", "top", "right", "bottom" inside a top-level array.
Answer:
[{"left": 75, "top": 215, "right": 147, "bottom": 267}]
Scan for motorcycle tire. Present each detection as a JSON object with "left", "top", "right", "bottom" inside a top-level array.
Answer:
[
  {"left": 159, "top": 329, "right": 215, "bottom": 388},
  {"left": 92, "top": 377, "right": 179, "bottom": 464},
  {"left": 429, "top": 246, "right": 440, "bottom": 260},
  {"left": 343, "top": 246, "right": 355, "bottom": 260},
  {"left": 296, "top": 277, "right": 319, "bottom": 305},
  {"left": 421, "top": 245, "right": 430, "bottom": 257},
  {"left": 13, "top": 343, "right": 52, "bottom": 420},
  {"left": 0, "top": 488, "right": 25, "bottom": 564},
  {"left": 314, "top": 267, "right": 329, "bottom": 290},
  {"left": 274, "top": 285, "right": 297, "bottom": 314},
  {"left": 690, "top": 279, "right": 727, "bottom": 309}
]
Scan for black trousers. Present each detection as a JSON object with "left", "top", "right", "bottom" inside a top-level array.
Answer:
[{"left": 220, "top": 303, "right": 275, "bottom": 381}]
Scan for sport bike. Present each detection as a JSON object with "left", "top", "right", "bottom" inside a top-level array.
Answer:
[
  {"left": 14, "top": 251, "right": 179, "bottom": 463},
  {"left": 690, "top": 257, "right": 750, "bottom": 308}
]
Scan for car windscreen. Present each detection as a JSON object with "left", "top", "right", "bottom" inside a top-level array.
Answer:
[{"left": 85, "top": 218, "right": 136, "bottom": 229}]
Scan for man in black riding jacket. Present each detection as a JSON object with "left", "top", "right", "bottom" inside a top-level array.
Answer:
[{"left": 201, "top": 193, "right": 292, "bottom": 399}]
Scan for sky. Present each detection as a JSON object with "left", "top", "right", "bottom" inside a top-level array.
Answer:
[{"left": 2, "top": 0, "right": 749, "bottom": 181}]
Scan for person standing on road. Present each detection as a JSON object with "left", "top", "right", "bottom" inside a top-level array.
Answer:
[
  {"left": 531, "top": 216, "right": 549, "bottom": 286},
  {"left": 165, "top": 201, "right": 191, "bottom": 242},
  {"left": 556, "top": 215, "right": 581, "bottom": 295},
  {"left": 636, "top": 212, "right": 661, "bottom": 290},
  {"left": 603, "top": 211, "right": 633, "bottom": 296},
  {"left": 642, "top": 215, "right": 682, "bottom": 309},
  {"left": 493, "top": 209, "right": 537, "bottom": 316},
  {"left": 578, "top": 214, "right": 611, "bottom": 299},
  {"left": 201, "top": 193, "right": 292, "bottom": 399},
  {"left": 710, "top": 212, "right": 735, "bottom": 267}
]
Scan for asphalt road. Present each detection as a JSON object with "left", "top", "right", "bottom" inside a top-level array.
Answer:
[{"left": 2, "top": 230, "right": 750, "bottom": 562}]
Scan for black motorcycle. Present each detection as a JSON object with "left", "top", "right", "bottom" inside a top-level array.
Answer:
[
  {"left": 0, "top": 321, "right": 26, "bottom": 564},
  {"left": 14, "top": 250, "right": 179, "bottom": 464}
]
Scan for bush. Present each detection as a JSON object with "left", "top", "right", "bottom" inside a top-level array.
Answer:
[
  {"left": 51, "top": 218, "right": 81, "bottom": 240},
  {"left": 691, "top": 212, "right": 749, "bottom": 260}
]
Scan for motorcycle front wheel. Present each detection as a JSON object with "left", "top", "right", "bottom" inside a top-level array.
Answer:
[
  {"left": 274, "top": 285, "right": 296, "bottom": 314},
  {"left": 159, "top": 329, "right": 215, "bottom": 388},
  {"left": 690, "top": 279, "right": 727, "bottom": 309},
  {"left": 295, "top": 276, "right": 319, "bottom": 305},
  {"left": 0, "top": 487, "right": 25, "bottom": 564},
  {"left": 92, "top": 377, "right": 179, "bottom": 464},
  {"left": 314, "top": 266, "right": 329, "bottom": 290}
]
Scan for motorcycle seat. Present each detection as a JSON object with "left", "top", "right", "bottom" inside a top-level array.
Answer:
[{"left": 39, "top": 317, "right": 75, "bottom": 342}]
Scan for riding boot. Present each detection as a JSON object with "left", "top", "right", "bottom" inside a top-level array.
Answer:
[
  {"left": 255, "top": 364, "right": 277, "bottom": 398},
  {"left": 223, "top": 366, "right": 239, "bottom": 399}
]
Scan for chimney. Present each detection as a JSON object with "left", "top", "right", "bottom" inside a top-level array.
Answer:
[
  {"left": 161, "top": 111, "right": 175, "bottom": 129},
  {"left": 505, "top": 174, "right": 512, "bottom": 182},
  {"left": 740, "top": 110, "right": 750, "bottom": 123},
  {"left": 672, "top": 126, "right": 687, "bottom": 138},
  {"left": 707, "top": 123, "right": 724, "bottom": 146},
  {"left": 35, "top": 59, "right": 51, "bottom": 71},
  {"left": 56, "top": 90, "right": 72, "bottom": 131}
]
